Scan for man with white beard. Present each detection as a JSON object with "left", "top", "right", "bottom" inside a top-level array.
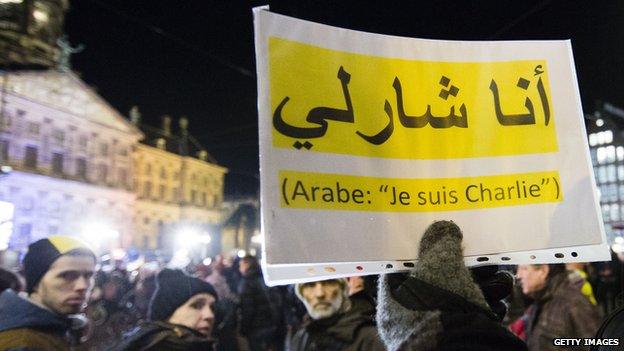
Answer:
[{"left": 291, "top": 278, "right": 385, "bottom": 351}]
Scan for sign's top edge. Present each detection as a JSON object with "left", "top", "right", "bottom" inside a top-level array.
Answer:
[{"left": 254, "top": 6, "right": 571, "bottom": 46}]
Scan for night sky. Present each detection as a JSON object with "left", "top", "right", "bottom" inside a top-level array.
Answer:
[{"left": 64, "top": 0, "right": 624, "bottom": 197}]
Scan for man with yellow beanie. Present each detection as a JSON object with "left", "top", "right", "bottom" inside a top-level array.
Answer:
[{"left": 0, "top": 235, "right": 96, "bottom": 350}]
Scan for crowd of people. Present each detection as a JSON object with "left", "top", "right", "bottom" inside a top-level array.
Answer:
[{"left": 0, "top": 221, "right": 623, "bottom": 350}]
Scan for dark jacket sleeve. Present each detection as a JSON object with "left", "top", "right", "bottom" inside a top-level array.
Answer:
[{"left": 238, "top": 279, "right": 257, "bottom": 336}]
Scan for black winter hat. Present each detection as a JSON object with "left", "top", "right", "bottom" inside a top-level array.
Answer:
[
  {"left": 148, "top": 268, "right": 218, "bottom": 321},
  {"left": 23, "top": 236, "right": 95, "bottom": 294}
]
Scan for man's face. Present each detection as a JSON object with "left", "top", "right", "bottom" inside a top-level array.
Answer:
[
  {"left": 516, "top": 264, "right": 549, "bottom": 295},
  {"left": 300, "top": 280, "right": 344, "bottom": 320},
  {"left": 347, "top": 276, "right": 365, "bottom": 296},
  {"left": 168, "top": 293, "right": 216, "bottom": 337},
  {"left": 239, "top": 259, "right": 250, "bottom": 275},
  {"left": 30, "top": 255, "right": 95, "bottom": 315}
]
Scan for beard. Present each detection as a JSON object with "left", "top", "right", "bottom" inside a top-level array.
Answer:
[{"left": 305, "top": 294, "right": 344, "bottom": 320}]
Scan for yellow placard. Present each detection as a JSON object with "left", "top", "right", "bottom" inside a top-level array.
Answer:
[
  {"left": 279, "top": 170, "right": 562, "bottom": 212},
  {"left": 270, "top": 37, "right": 557, "bottom": 159}
]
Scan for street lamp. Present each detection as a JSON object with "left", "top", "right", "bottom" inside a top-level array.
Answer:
[
  {"left": 174, "top": 226, "right": 212, "bottom": 260},
  {"left": 0, "top": 165, "right": 12, "bottom": 178},
  {"left": 0, "top": 200, "right": 15, "bottom": 251},
  {"left": 79, "top": 221, "right": 120, "bottom": 252}
]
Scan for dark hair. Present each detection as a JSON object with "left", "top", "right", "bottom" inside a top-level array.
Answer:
[
  {"left": 545, "top": 263, "right": 567, "bottom": 279},
  {"left": 241, "top": 255, "right": 260, "bottom": 271},
  {"left": 0, "top": 268, "right": 22, "bottom": 293}
]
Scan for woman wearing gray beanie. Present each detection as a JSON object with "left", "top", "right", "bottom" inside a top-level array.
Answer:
[{"left": 109, "top": 268, "right": 218, "bottom": 351}]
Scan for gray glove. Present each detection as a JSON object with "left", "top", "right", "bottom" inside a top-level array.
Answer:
[{"left": 376, "top": 221, "right": 527, "bottom": 351}]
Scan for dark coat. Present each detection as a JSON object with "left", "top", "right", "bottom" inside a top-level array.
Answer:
[
  {"left": 525, "top": 272, "right": 602, "bottom": 351},
  {"left": 237, "top": 268, "right": 277, "bottom": 337},
  {"left": 108, "top": 321, "right": 215, "bottom": 351},
  {"left": 349, "top": 290, "right": 376, "bottom": 318},
  {"left": 290, "top": 309, "right": 386, "bottom": 351},
  {"left": 0, "top": 289, "right": 73, "bottom": 351}
]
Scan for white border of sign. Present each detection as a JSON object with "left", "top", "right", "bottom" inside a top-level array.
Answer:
[{"left": 253, "top": 6, "right": 610, "bottom": 285}]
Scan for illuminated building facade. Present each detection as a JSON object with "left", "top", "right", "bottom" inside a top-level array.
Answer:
[
  {"left": 0, "top": 0, "right": 227, "bottom": 257},
  {"left": 132, "top": 115, "right": 226, "bottom": 250},
  {"left": 0, "top": 70, "right": 142, "bottom": 252},
  {"left": 0, "top": 72, "right": 228, "bottom": 254},
  {"left": 586, "top": 102, "right": 624, "bottom": 244}
]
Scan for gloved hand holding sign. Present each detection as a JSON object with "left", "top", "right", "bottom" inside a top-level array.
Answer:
[{"left": 376, "top": 221, "right": 527, "bottom": 351}]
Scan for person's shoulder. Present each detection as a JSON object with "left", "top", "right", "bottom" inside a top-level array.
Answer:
[
  {"left": 0, "top": 327, "right": 68, "bottom": 351},
  {"left": 553, "top": 281, "right": 593, "bottom": 304}
]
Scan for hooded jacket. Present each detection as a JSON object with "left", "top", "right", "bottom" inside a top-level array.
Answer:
[{"left": 0, "top": 289, "right": 72, "bottom": 351}]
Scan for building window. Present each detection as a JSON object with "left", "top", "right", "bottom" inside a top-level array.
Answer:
[
  {"left": 51, "top": 152, "right": 63, "bottom": 174},
  {"left": 100, "top": 143, "right": 108, "bottom": 156},
  {"left": 202, "top": 192, "right": 207, "bottom": 206},
  {"left": 145, "top": 163, "right": 152, "bottom": 175},
  {"left": 589, "top": 133, "right": 597, "bottom": 147},
  {"left": 20, "top": 197, "right": 34, "bottom": 212},
  {"left": 51, "top": 129, "right": 65, "bottom": 144},
  {"left": 611, "top": 204, "right": 620, "bottom": 222},
  {"left": 191, "top": 190, "right": 197, "bottom": 204},
  {"left": 0, "top": 112, "right": 10, "bottom": 130},
  {"left": 159, "top": 185, "right": 166, "bottom": 199},
  {"left": 78, "top": 135, "right": 88, "bottom": 148},
  {"left": 144, "top": 181, "right": 152, "bottom": 198},
  {"left": 118, "top": 168, "right": 128, "bottom": 187},
  {"left": 98, "top": 164, "right": 108, "bottom": 183},
  {"left": 592, "top": 131, "right": 614, "bottom": 146},
  {"left": 597, "top": 166, "right": 607, "bottom": 184},
  {"left": 603, "top": 204, "right": 611, "bottom": 222},
  {"left": 27, "top": 122, "right": 40, "bottom": 136},
  {"left": 0, "top": 140, "right": 8, "bottom": 160},
  {"left": 19, "top": 223, "right": 32, "bottom": 241},
  {"left": 590, "top": 148, "right": 597, "bottom": 166},
  {"left": 160, "top": 167, "right": 166, "bottom": 179},
  {"left": 76, "top": 158, "right": 87, "bottom": 179},
  {"left": 608, "top": 165, "right": 617, "bottom": 183},
  {"left": 606, "top": 146, "right": 616, "bottom": 163},
  {"left": 172, "top": 187, "right": 179, "bottom": 201},
  {"left": 597, "top": 147, "right": 605, "bottom": 164},
  {"left": 24, "top": 146, "right": 38, "bottom": 169}
]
